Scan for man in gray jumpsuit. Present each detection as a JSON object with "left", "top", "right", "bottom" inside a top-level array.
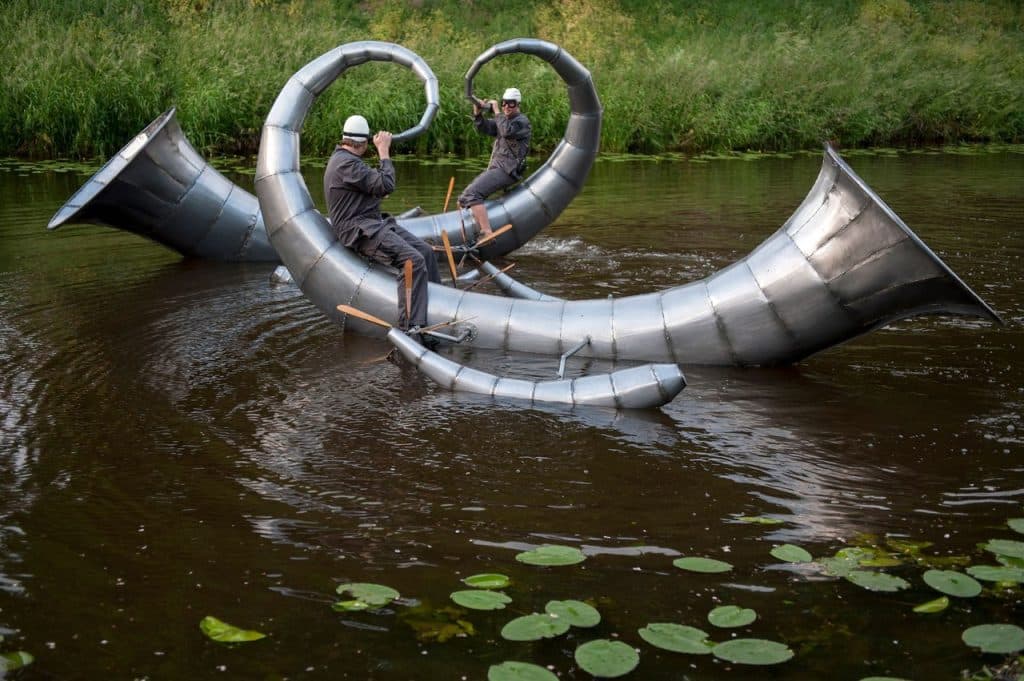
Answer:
[
  {"left": 457, "top": 87, "right": 532, "bottom": 237},
  {"left": 324, "top": 115, "right": 440, "bottom": 341}
]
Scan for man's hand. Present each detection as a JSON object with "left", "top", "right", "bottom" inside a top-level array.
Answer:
[{"left": 373, "top": 131, "right": 392, "bottom": 159}]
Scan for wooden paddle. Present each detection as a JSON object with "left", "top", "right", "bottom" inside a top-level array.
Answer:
[
  {"left": 337, "top": 304, "right": 391, "bottom": 329},
  {"left": 465, "top": 262, "right": 516, "bottom": 291},
  {"left": 474, "top": 223, "right": 513, "bottom": 249},
  {"left": 403, "top": 259, "right": 413, "bottom": 324},
  {"left": 442, "top": 176, "right": 455, "bottom": 213},
  {"left": 440, "top": 230, "right": 458, "bottom": 283}
]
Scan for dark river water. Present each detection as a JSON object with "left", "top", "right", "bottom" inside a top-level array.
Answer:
[{"left": 0, "top": 147, "right": 1021, "bottom": 680}]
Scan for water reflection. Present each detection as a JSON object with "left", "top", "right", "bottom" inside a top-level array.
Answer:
[{"left": 0, "top": 150, "right": 1021, "bottom": 679}]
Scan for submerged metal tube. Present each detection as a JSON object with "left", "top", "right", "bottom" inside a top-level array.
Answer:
[
  {"left": 49, "top": 38, "right": 599, "bottom": 264},
  {"left": 386, "top": 328, "right": 685, "bottom": 409}
]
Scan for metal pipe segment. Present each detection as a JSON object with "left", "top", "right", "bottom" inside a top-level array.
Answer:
[
  {"left": 49, "top": 38, "right": 599, "bottom": 264},
  {"left": 259, "top": 41, "right": 1001, "bottom": 368},
  {"left": 385, "top": 328, "right": 686, "bottom": 409}
]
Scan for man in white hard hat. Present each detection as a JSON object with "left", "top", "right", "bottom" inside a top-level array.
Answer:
[
  {"left": 324, "top": 114, "right": 440, "bottom": 344},
  {"left": 457, "top": 87, "right": 532, "bottom": 238}
]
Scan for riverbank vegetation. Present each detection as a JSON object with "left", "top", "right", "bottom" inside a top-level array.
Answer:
[{"left": 1, "top": 0, "right": 1021, "bottom": 158}]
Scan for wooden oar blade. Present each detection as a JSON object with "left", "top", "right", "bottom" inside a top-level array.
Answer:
[
  {"left": 337, "top": 304, "right": 392, "bottom": 329},
  {"left": 403, "top": 259, "right": 414, "bottom": 323},
  {"left": 442, "top": 176, "right": 455, "bottom": 213},
  {"left": 475, "top": 223, "right": 514, "bottom": 248},
  {"left": 440, "top": 230, "right": 458, "bottom": 283}
]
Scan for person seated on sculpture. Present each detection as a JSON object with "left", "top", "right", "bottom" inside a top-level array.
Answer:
[
  {"left": 323, "top": 114, "right": 440, "bottom": 345},
  {"left": 457, "top": 87, "right": 532, "bottom": 238}
]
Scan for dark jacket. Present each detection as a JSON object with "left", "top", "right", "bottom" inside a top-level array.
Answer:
[
  {"left": 475, "top": 111, "right": 532, "bottom": 179},
  {"left": 323, "top": 146, "right": 396, "bottom": 247}
]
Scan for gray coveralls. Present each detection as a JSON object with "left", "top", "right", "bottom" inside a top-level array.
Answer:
[
  {"left": 458, "top": 111, "right": 532, "bottom": 209},
  {"left": 324, "top": 146, "right": 439, "bottom": 330}
]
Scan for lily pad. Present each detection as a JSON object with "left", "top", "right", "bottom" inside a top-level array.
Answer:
[
  {"left": 966, "top": 565, "right": 1024, "bottom": 583},
  {"left": 858, "top": 557, "right": 902, "bottom": 568},
  {"left": 708, "top": 605, "right": 757, "bottom": 628},
  {"left": 962, "top": 624, "right": 1024, "bottom": 654},
  {"left": 638, "top": 623, "right": 714, "bottom": 654},
  {"left": 515, "top": 545, "right": 586, "bottom": 567},
  {"left": 334, "top": 582, "right": 399, "bottom": 609},
  {"left": 844, "top": 571, "right": 910, "bottom": 592},
  {"left": 984, "top": 539, "right": 1024, "bottom": 559},
  {"left": 1007, "top": 518, "right": 1024, "bottom": 535},
  {"left": 501, "top": 614, "right": 570, "bottom": 642},
  {"left": 711, "top": 638, "right": 794, "bottom": 665},
  {"left": 770, "top": 544, "right": 813, "bottom": 563},
  {"left": 451, "top": 590, "right": 513, "bottom": 611},
  {"left": 912, "top": 596, "right": 949, "bottom": 614},
  {"left": 488, "top": 661, "right": 558, "bottom": 681},
  {"left": 544, "top": 600, "right": 600, "bottom": 628},
  {"left": 464, "top": 573, "right": 511, "bottom": 589},
  {"left": 997, "top": 554, "right": 1024, "bottom": 568},
  {"left": 922, "top": 569, "right": 981, "bottom": 598},
  {"left": 736, "top": 515, "right": 784, "bottom": 525},
  {"left": 199, "top": 616, "right": 266, "bottom": 643},
  {"left": 0, "top": 651, "right": 34, "bottom": 672},
  {"left": 672, "top": 556, "right": 733, "bottom": 573},
  {"left": 574, "top": 639, "right": 640, "bottom": 678}
]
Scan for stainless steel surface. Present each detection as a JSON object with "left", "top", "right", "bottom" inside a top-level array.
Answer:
[
  {"left": 48, "top": 38, "right": 599, "bottom": 264},
  {"left": 386, "top": 328, "right": 686, "bottom": 408},
  {"left": 259, "top": 45, "right": 1002, "bottom": 373}
]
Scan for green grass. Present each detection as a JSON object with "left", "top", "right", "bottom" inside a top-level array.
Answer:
[{"left": 1, "top": 0, "right": 1021, "bottom": 158}]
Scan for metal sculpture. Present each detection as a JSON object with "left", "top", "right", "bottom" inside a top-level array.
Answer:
[
  {"left": 47, "top": 38, "right": 600, "bottom": 265},
  {"left": 256, "top": 39, "right": 1000, "bottom": 367}
]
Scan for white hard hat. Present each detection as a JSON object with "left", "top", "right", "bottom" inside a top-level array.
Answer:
[
  {"left": 342, "top": 114, "right": 370, "bottom": 140},
  {"left": 501, "top": 87, "right": 522, "bottom": 102}
]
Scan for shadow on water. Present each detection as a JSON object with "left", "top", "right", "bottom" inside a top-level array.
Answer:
[{"left": 0, "top": 149, "right": 1021, "bottom": 679}]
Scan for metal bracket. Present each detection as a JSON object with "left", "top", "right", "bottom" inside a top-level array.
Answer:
[{"left": 557, "top": 336, "right": 592, "bottom": 378}]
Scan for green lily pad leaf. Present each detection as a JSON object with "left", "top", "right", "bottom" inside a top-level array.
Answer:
[
  {"left": 464, "top": 573, "right": 510, "bottom": 589},
  {"left": 923, "top": 569, "right": 982, "bottom": 598},
  {"left": 0, "top": 651, "right": 34, "bottom": 671},
  {"left": 967, "top": 565, "right": 1024, "bottom": 583},
  {"left": 818, "top": 547, "right": 877, "bottom": 577},
  {"left": 962, "top": 624, "right": 1024, "bottom": 654},
  {"left": 736, "top": 515, "right": 784, "bottom": 525},
  {"left": 885, "top": 538, "right": 932, "bottom": 555},
  {"left": 451, "top": 590, "right": 513, "bottom": 611},
  {"left": 984, "top": 539, "right": 1024, "bottom": 559},
  {"left": 711, "top": 638, "right": 794, "bottom": 665},
  {"left": 501, "top": 614, "right": 570, "bottom": 642},
  {"left": 199, "top": 616, "right": 266, "bottom": 643},
  {"left": 515, "top": 545, "right": 586, "bottom": 566},
  {"left": 845, "top": 571, "right": 910, "bottom": 592},
  {"left": 708, "top": 605, "right": 757, "bottom": 628},
  {"left": 638, "top": 623, "right": 714, "bottom": 654},
  {"left": 858, "top": 557, "right": 902, "bottom": 568},
  {"left": 332, "top": 599, "right": 371, "bottom": 612},
  {"left": 334, "top": 582, "right": 399, "bottom": 608},
  {"left": 487, "top": 661, "right": 558, "bottom": 681},
  {"left": 1007, "top": 518, "right": 1024, "bottom": 535},
  {"left": 544, "top": 600, "right": 600, "bottom": 628},
  {"left": 672, "top": 556, "right": 733, "bottom": 573},
  {"left": 770, "top": 544, "right": 813, "bottom": 563},
  {"left": 913, "top": 596, "right": 949, "bottom": 614},
  {"left": 574, "top": 639, "right": 640, "bottom": 678},
  {"left": 997, "top": 554, "right": 1024, "bottom": 568}
]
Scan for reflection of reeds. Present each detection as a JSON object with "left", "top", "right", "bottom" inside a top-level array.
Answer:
[{"left": 1, "top": 0, "right": 1021, "bottom": 158}]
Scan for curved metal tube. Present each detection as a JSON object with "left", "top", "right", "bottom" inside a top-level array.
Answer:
[
  {"left": 458, "top": 261, "right": 561, "bottom": 301},
  {"left": 48, "top": 42, "right": 440, "bottom": 261},
  {"left": 49, "top": 38, "right": 598, "bottom": 264},
  {"left": 385, "top": 328, "right": 685, "bottom": 409},
  {"left": 259, "top": 40, "right": 1001, "bottom": 370}
]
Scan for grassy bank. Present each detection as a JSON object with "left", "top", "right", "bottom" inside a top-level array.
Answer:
[{"left": 1, "top": 0, "right": 1021, "bottom": 158}]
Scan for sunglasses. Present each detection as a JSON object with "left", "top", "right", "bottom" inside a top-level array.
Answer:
[{"left": 501, "top": 100, "right": 519, "bottom": 107}]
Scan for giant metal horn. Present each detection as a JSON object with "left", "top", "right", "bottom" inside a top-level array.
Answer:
[
  {"left": 47, "top": 107, "right": 278, "bottom": 261},
  {"left": 257, "top": 40, "right": 1001, "bottom": 368}
]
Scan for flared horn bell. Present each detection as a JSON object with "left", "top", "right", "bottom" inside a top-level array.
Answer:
[{"left": 47, "top": 107, "right": 277, "bottom": 262}]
